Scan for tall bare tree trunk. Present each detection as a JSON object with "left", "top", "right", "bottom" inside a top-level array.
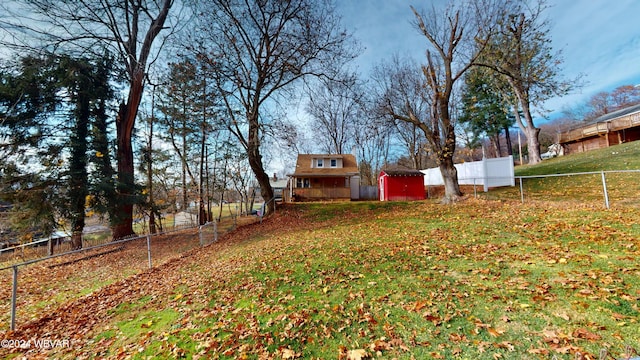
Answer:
[
  {"left": 492, "top": 134, "right": 502, "bottom": 157},
  {"left": 111, "top": 0, "right": 173, "bottom": 240},
  {"left": 247, "top": 117, "right": 274, "bottom": 214},
  {"left": 504, "top": 125, "right": 513, "bottom": 156},
  {"left": 512, "top": 98, "right": 542, "bottom": 164},
  {"left": 439, "top": 159, "right": 461, "bottom": 203},
  {"left": 437, "top": 124, "right": 462, "bottom": 202},
  {"left": 198, "top": 124, "right": 206, "bottom": 225},
  {"left": 112, "top": 70, "right": 144, "bottom": 240},
  {"left": 147, "top": 136, "right": 156, "bottom": 235},
  {"left": 524, "top": 126, "right": 542, "bottom": 163},
  {"left": 147, "top": 83, "right": 158, "bottom": 235}
]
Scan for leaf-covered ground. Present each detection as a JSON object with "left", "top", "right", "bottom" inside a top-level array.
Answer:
[{"left": 1, "top": 200, "right": 639, "bottom": 359}]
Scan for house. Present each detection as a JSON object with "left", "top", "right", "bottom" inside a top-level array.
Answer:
[
  {"left": 269, "top": 173, "right": 288, "bottom": 201},
  {"left": 378, "top": 169, "right": 425, "bottom": 201},
  {"left": 559, "top": 103, "right": 640, "bottom": 154},
  {"left": 287, "top": 154, "right": 360, "bottom": 201}
]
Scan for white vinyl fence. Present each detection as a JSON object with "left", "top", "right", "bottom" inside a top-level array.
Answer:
[{"left": 421, "top": 156, "right": 515, "bottom": 192}]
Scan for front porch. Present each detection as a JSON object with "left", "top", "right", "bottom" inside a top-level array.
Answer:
[{"left": 291, "top": 187, "right": 351, "bottom": 201}]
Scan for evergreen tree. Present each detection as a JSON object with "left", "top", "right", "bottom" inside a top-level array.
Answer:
[
  {"left": 459, "top": 68, "right": 514, "bottom": 157},
  {"left": 0, "top": 53, "right": 115, "bottom": 249}
]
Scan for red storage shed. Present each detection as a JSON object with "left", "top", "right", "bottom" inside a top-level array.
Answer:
[{"left": 378, "top": 170, "right": 426, "bottom": 201}]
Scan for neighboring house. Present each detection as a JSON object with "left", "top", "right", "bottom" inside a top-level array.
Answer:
[
  {"left": 378, "top": 169, "right": 425, "bottom": 201},
  {"left": 559, "top": 103, "right": 640, "bottom": 154},
  {"left": 288, "top": 154, "right": 360, "bottom": 201},
  {"left": 269, "top": 174, "right": 288, "bottom": 201}
]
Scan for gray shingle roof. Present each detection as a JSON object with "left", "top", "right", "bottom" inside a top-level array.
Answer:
[{"left": 584, "top": 103, "right": 640, "bottom": 125}]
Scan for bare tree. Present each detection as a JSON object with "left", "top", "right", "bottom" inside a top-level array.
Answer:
[
  {"left": 583, "top": 85, "right": 640, "bottom": 121},
  {"left": 305, "top": 74, "right": 362, "bottom": 154},
  {"left": 1, "top": 0, "right": 178, "bottom": 239},
  {"left": 610, "top": 85, "right": 640, "bottom": 109},
  {"left": 375, "top": 2, "right": 493, "bottom": 202},
  {"left": 587, "top": 92, "right": 612, "bottom": 119},
  {"left": 189, "top": 0, "right": 356, "bottom": 215},
  {"left": 562, "top": 84, "right": 640, "bottom": 124},
  {"left": 476, "top": 0, "right": 576, "bottom": 164},
  {"left": 392, "top": 120, "right": 431, "bottom": 169},
  {"left": 350, "top": 92, "right": 393, "bottom": 186},
  {"left": 372, "top": 62, "right": 430, "bottom": 170}
]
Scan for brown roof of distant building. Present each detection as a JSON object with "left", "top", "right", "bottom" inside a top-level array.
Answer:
[
  {"left": 381, "top": 169, "right": 424, "bottom": 177},
  {"left": 289, "top": 154, "right": 359, "bottom": 177}
]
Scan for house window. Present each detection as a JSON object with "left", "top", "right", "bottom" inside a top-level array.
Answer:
[
  {"left": 316, "top": 159, "right": 323, "bottom": 167},
  {"left": 296, "top": 178, "right": 310, "bottom": 188},
  {"left": 330, "top": 159, "right": 337, "bottom": 167}
]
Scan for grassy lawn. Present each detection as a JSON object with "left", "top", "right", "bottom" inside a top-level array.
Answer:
[
  {"left": 2, "top": 200, "right": 638, "bottom": 359},
  {"left": 473, "top": 141, "right": 640, "bottom": 207},
  {"left": 2, "top": 143, "right": 639, "bottom": 359},
  {"left": 515, "top": 140, "right": 640, "bottom": 176}
]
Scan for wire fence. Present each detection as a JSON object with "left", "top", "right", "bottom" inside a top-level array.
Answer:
[
  {"left": 1, "top": 207, "right": 266, "bottom": 331},
  {"left": 0, "top": 209, "right": 242, "bottom": 268},
  {"left": 439, "top": 170, "right": 640, "bottom": 208}
]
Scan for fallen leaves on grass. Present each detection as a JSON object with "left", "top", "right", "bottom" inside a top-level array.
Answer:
[{"left": 1, "top": 201, "right": 639, "bottom": 359}]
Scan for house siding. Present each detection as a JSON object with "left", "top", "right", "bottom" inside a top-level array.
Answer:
[
  {"left": 288, "top": 154, "right": 359, "bottom": 201},
  {"left": 559, "top": 104, "right": 640, "bottom": 154}
]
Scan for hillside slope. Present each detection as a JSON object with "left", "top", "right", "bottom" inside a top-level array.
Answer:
[
  {"left": 516, "top": 140, "right": 640, "bottom": 176},
  {"left": 2, "top": 200, "right": 639, "bottom": 359}
]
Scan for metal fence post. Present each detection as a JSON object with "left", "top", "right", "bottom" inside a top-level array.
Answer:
[
  {"left": 199, "top": 225, "right": 204, "bottom": 247},
  {"left": 601, "top": 171, "right": 610, "bottom": 209},
  {"left": 11, "top": 265, "right": 18, "bottom": 331},
  {"left": 519, "top": 177, "right": 524, "bottom": 203},
  {"left": 214, "top": 221, "right": 218, "bottom": 243},
  {"left": 146, "top": 235, "right": 152, "bottom": 269}
]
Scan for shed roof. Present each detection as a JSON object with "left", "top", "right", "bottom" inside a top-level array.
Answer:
[{"left": 381, "top": 169, "right": 424, "bottom": 177}]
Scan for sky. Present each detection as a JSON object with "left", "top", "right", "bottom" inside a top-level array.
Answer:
[{"left": 337, "top": 0, "right": 640, "bottom": 119}]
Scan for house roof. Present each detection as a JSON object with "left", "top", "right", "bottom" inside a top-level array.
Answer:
[
  {"left": 289, "top": 154, "right": 359, "bottom": 177},
  {"left": 576, "top": 103, "right": 640, "bottom": 128},
  {"left": 559, "top": 102, "right": 640, "bottom": 144},
  {"left": 270, "top": 179, "right": 288, "bottom": 188},
  {"left": 381, "top": 169, "right": 424, "bottom": 177}
]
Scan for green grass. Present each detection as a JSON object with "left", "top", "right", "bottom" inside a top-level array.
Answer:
[
  {"left": 3, "top": 143, "right": 640, "bottom": 359},
  {"left": 516, "top": 140, "right": 640, "bottom": 176},
  {"left": 478, "top": 141, "right": 640, "bottom": 206},
  {"left": 58, "top": 201, "right": 637, "bottom": 360}
]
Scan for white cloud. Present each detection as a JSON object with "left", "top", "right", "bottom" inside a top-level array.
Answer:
[
  {"left": 338, "top": 0, "right": 640, "bottom": 117},
  {"left": 545, "top": 0, "right": 640, "bottom": 112}
]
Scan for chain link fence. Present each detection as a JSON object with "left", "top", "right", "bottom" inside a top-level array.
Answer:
[
  {"left": 0, "top": 207, "right": 252, "bottom": 268},
  {"left": 450, "top": 170, "right": 640, "bottom": 208},
  {"left": 1, "top": 209, "right": 263, "bottom": 331}
]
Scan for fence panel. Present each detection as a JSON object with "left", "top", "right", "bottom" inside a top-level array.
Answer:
[
  {"left": 359, "top": 186, "right": 378, "bottom": 200},
  {"left": 1, "top": 211, "right": 266, "bottom": 331},
  {"left": 471, "top": 170, "right": 640, "bottom": 208},
  {"left": 422, "top": 156, "right": 515, "bottom": 191}
]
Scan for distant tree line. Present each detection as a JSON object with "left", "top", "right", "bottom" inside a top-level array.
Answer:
[{"left": 0, "top": 0, "right": 595, "bottom": 244}]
